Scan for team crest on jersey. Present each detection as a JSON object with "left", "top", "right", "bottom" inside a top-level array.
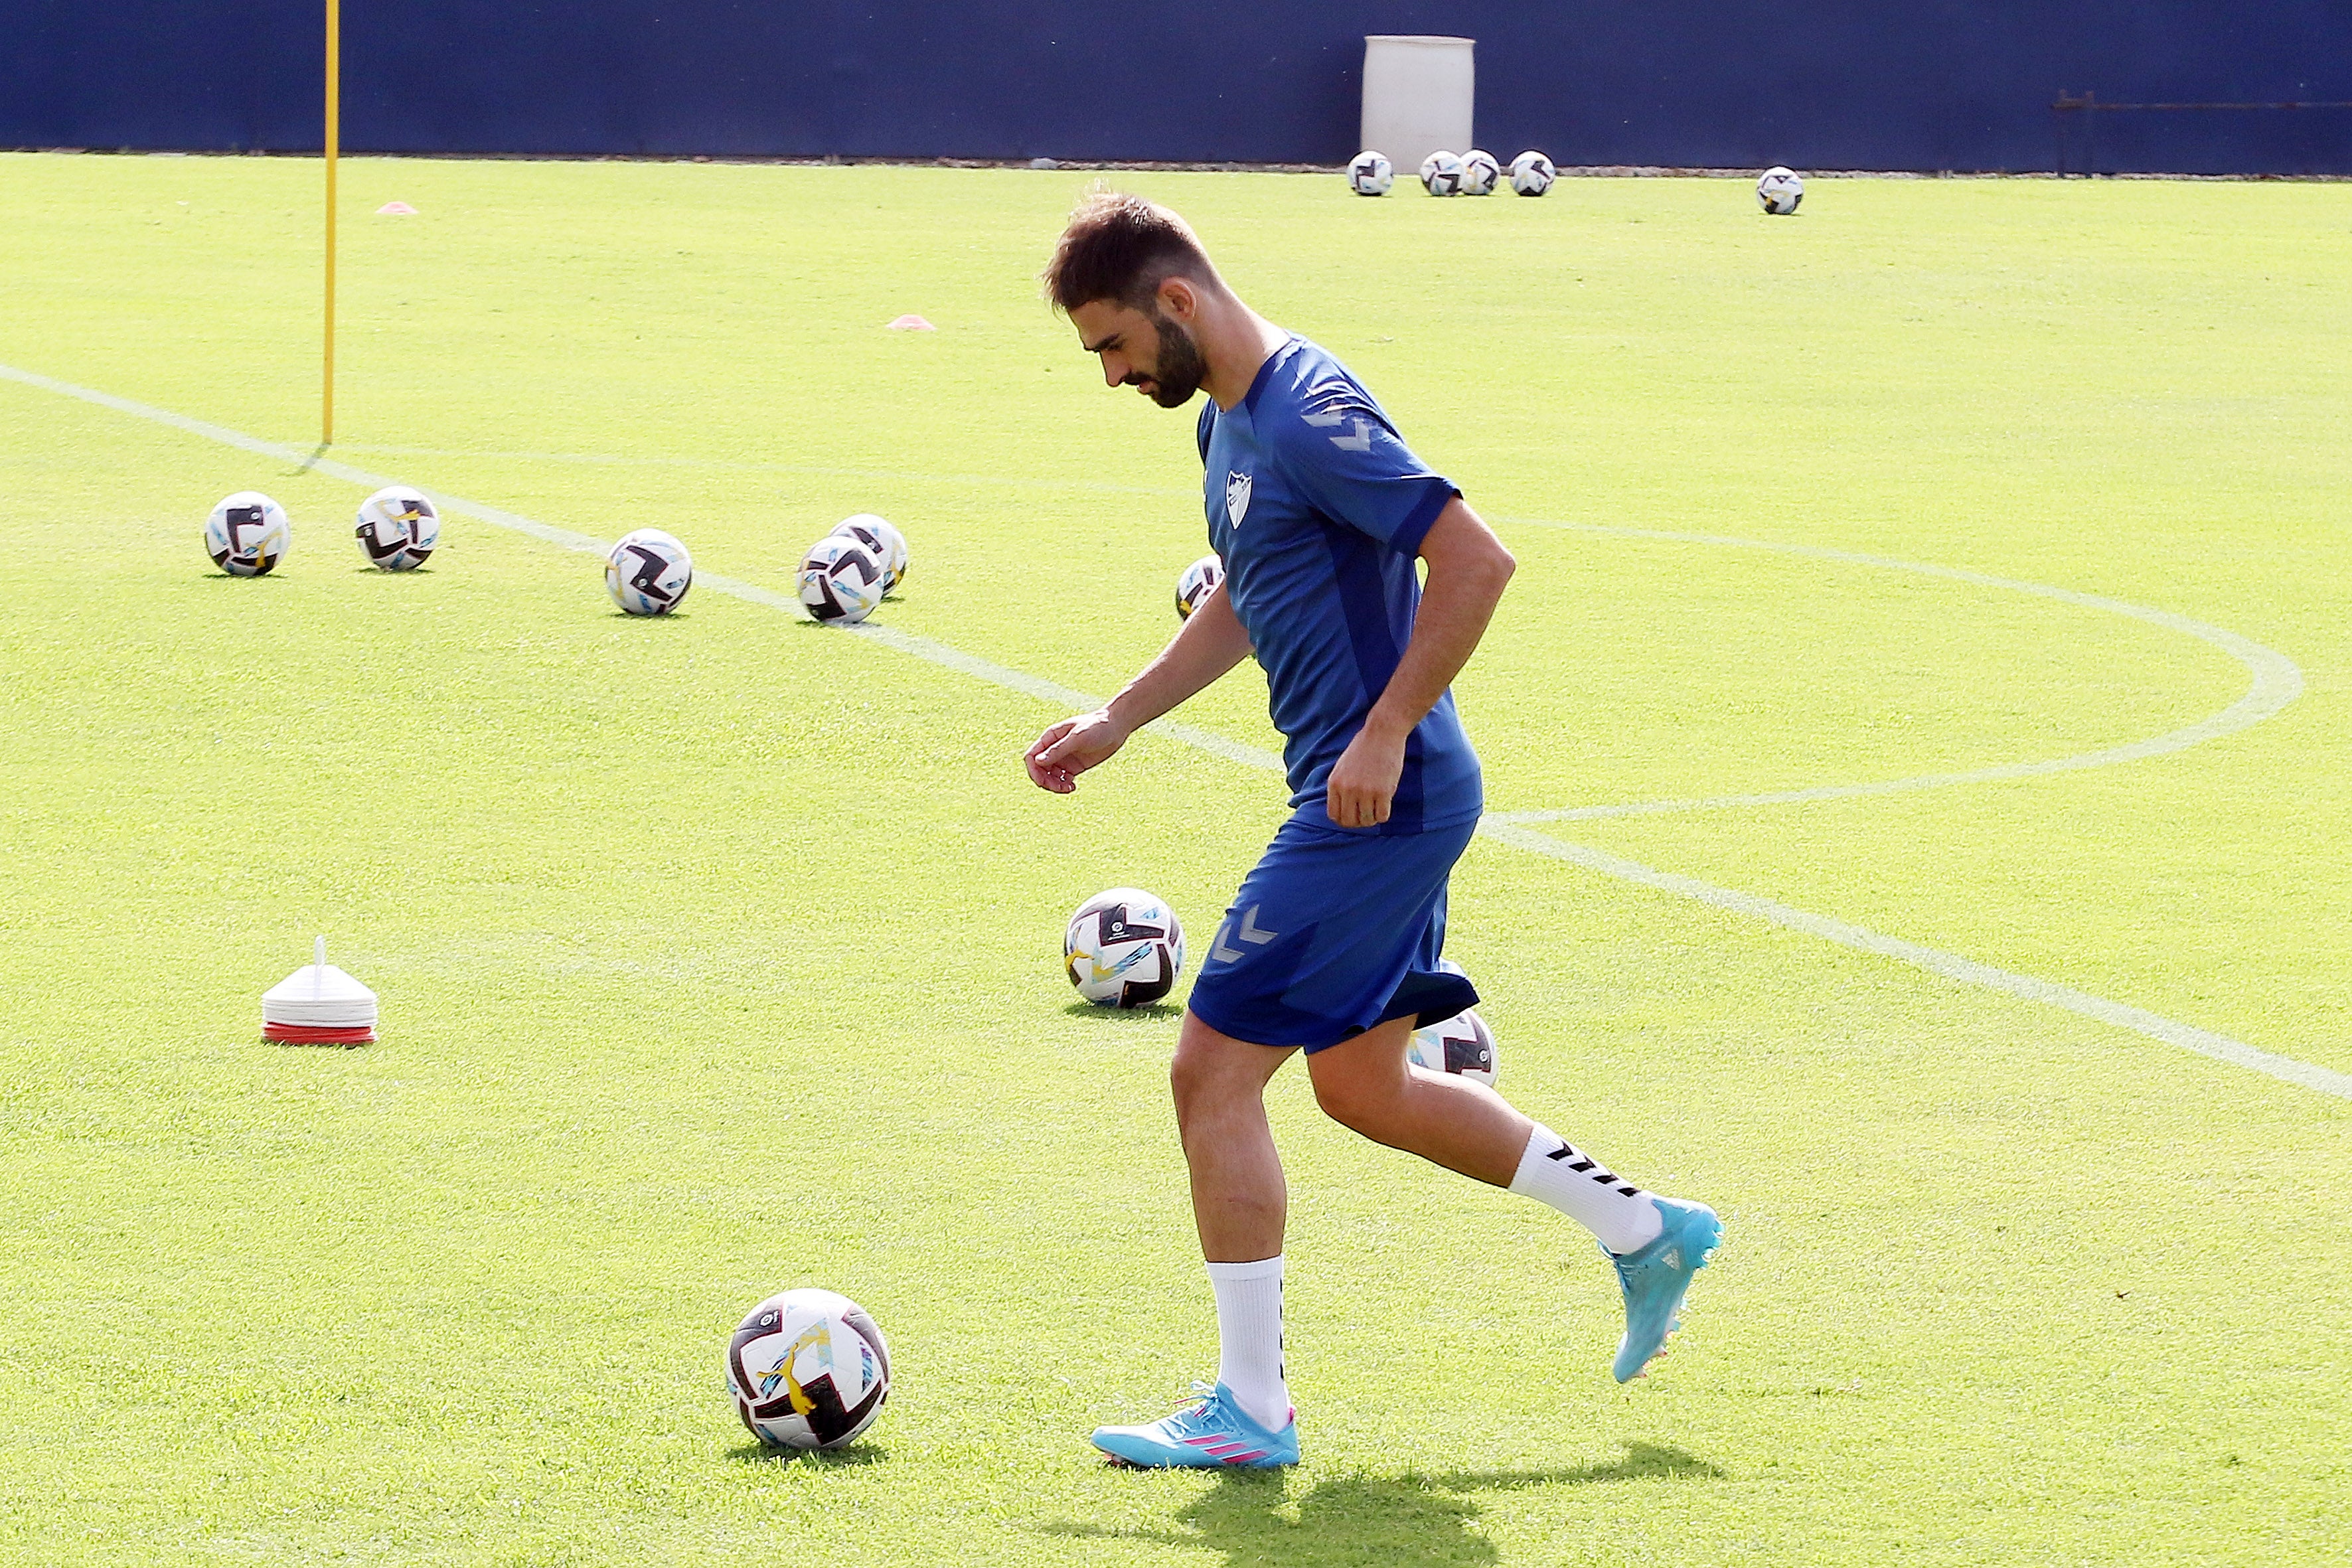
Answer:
[{"left": 1225, "top": 469, "right": 1253, "bottom": 529}]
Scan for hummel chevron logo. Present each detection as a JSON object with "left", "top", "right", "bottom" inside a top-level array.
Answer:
[
  {"left": 1209, "top": 905, "right": 1281, "bottom": 963},
  {"left": 1302, "top": 408, "right": 1347, "bottom": 428},
  {"left": 1328, "top": 419, "right": 1373, "bottom": 453}
]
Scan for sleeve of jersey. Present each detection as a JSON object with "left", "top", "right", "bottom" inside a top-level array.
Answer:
[{"left": 1271, "top": 392, "right": 1459, "bottom": 556}]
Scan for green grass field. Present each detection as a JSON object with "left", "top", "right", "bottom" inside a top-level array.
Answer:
[{"left": 1, "top": 153, "right": 2347, "bottom": 1565}]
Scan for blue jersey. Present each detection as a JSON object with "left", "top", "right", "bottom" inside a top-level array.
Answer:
[{"left": 1197, "top": 336, "right": 1482, "bottom": 835}]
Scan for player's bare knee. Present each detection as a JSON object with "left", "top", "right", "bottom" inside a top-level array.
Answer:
[
  {"left": 1169, "top": 1039, "right": 1246, "bottom": 1123},
  {"left": 1311, "top": 1069, "right": 1401, "bottom": 1137}
]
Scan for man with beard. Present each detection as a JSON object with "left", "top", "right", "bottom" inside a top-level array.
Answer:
[{"left": 1026, "top": 189, "right": 1721, "bottom": 1468}]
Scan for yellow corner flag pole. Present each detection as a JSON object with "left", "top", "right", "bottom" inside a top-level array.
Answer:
[{"left": 323, "top": 0, "right": 341, "bottom": 446}]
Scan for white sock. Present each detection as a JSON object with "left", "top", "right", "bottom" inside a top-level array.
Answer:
[
  {"left": 1509, "top": 1124, "right": 1665, "bottom": 1255},
  {"left": 1204, "top": 1256, "right": 1290, "bottom": 1431}
]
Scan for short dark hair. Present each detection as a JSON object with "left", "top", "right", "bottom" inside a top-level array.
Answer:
[{"left": 1042, "top": 187, "right": 1219, "bottom": 312}]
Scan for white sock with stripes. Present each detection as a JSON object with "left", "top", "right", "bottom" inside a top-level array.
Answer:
[
  {"left": 1509, "top": 1125, "right": 1665, "bottom": 1255},
  {"left": 1204, "top": 1255, "right": 1290, "bottom": 1431}
]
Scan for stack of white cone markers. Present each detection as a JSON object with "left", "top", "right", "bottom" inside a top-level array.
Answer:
[{"left": 263, "top": 937, "right": 378, "bottom": 1044}]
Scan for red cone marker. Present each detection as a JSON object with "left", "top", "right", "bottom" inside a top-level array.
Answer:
[{"left": 263, "top": 937, "right": 378, "bottom": 1044}]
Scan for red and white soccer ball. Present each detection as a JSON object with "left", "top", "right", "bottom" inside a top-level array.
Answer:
[
  {"left": 828, "top": 513, "right": 908, "bottom": 594},
  {"left": 1458, "top": 149, "right": 1500, "bottom": 196},
  {"left": 1348, "top": 151, "right": 1394, "bottom": 196},
  {"left": 800, "top": 536, "right": 887, "bottom": 623},
  {"left": 605, "top": 527, "right": 694, "bottom": 615},
  {"left": 205, "top": 491, "right": 289, "bottom": 577},
  {"left": 1175, "top": 554, "right": 1223, "bottom": 621},
  {"left": 1510, "top": 151, "right": 1557, "bottom": 196},
  {"left": 1419, "top": 151, "right": 1466, "bottom": 196},
  {"left": 354, "top": 487, "right": 441, "bottom": 572},
  {"left": 725, "top": 1287, "right": 892, "bottom": 1450},
  {"left": 1409, "top": 1007, "right": 1499, "bottom": 1087},
  {"left": 1065, "top": 887, "right": 1186, "bottom": 1008}
]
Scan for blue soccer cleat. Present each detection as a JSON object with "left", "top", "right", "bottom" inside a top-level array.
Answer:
[
  {"left": 1608, "top": 1197, "right": 1723, "bottom": 1383},
  {"left": 1090, "top": 1382, "right": 1299, "bottom": 1468}
]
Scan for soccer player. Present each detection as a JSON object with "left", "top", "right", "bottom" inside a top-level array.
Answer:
[{"left": 1026, "top": 191, "right": 1721, "bottom": 1469}]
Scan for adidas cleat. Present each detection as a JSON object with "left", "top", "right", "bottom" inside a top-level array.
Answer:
[
  {"left": 1089, "top": 1381, "right": 1299, "bottom": 1469},
  {"left": 1608, "top": 1197, "right": 1723, "bottom": 1383}
]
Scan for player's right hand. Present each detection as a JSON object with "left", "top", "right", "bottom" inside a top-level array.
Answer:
[{"left": 1025, "top": 710, "right": 1130, "bottom": 793}]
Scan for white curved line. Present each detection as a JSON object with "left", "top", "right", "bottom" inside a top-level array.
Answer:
[
  {"left": 5, "top": 360, "right": 2338, "bottom": 1102},
  {"left": 1490, "top": 520, "right": 2304, "bottom": 824}
]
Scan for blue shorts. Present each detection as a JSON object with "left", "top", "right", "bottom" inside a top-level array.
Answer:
[{"left": 1186, "top": 813, "right": 1480, "bottom": 1052}]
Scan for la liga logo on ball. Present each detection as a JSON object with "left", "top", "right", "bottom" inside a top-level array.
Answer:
[
  {"left": 354, "top": 487, "right": 440, "bottom": 572},
  {"left": 1065, "top": 887, "right": 1185, "bottom": 1008},
  {"left": 206, "top": 491, "right": 290, "bottom": 576},
  {"left": 605, "top": 527, "right": 694, "bottom": 615},
  {"left": 726, "top": 1288, "right": 892, "bottom": 1451}
]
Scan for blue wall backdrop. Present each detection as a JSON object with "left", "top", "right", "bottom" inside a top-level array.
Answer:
[{"left": 5, "top": 2, "right": 2349, "bottom": 174}]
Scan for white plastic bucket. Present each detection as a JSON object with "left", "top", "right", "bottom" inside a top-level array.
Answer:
[{"left": 1360, "top": 35, "right": 1476, "bottom": 174}]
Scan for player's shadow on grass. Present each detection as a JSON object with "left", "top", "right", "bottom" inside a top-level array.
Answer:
[
  {"left": 723, "top": 1440, "right": 888, "bottom": 1468},
  {"left": 1062, "top": 1000, "right": 1183, "bottom": 1023},
  {"left": 1041, "top": 1442, "right": 1720, "bottom": 1567}
]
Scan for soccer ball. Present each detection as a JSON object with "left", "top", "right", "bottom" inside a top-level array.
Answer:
[
  {"left": 1408, "top": 1007, "right": 1498, "bottom": 1088},
  {"left": 353, "top": 487, "right": 440, "bottom": 572},
  {"left": 800, "top": 536, "right": 887, "bottom": 623},
  {"left": 205, "top": 491, "right": 289, "bottom": 576},
  {"left": 1347, "top": 151, "right": 1393, "bottom": 196},
  {"left": 1458, "top": 149, "right": 1500, "bottom": 196},
  {"left": 605, "top": 527, "right": 694, "bottom": 615},
  {"left": 1419, "top": 151, "right": 1464, "bottom": 196},
  {"left": 1757, "top": 166, "right": 1804, "bottom": 214},
  {"left": 1175, "top": 554, "right": 1223, "bottom": 621},
  {"left": 1065, "top": 888, "right": 1184, "bottom": 1008},
  {"left": 830, "top": 513, "right": 908, "bottom": 594},
  {"left": 725, "top": 1288, "right": 892, "bottom": 1451},
  {"left": 1510, "top": 151, "right": 1556, "bottom": 196}
]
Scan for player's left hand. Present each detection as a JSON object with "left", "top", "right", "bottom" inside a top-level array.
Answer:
[
  {"left": 1326, "top": 724, "right": 1406, "bottom": 827},
  {"left": 1026, "top": 708, "right": 1131, "bottom": 793}
]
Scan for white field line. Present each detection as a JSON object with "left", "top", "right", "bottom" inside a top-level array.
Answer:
[
  {"left": 1482, "top": 822, "right": 2352, "bottom": 1100},
  {"left": 5, "top": 360, "right": 2341, "bottom": 1103},
  {"left": 1490, "top": 519, "right": 2306, "bottom": 824},
  {"left": 325, "top": 441, "right": 1196, "bottom": 499}
]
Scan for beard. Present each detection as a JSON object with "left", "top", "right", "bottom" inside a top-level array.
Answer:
[{"left": 1136, "top": 310, "right": 1206, "bottom": 408}]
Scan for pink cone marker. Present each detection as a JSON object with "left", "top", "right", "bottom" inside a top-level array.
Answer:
[
  {"left": 376, "top": 201, "right": 418, "bottom": 216},
  {"left": 887, "top": 314, "right": 935, "bottom": 331}
]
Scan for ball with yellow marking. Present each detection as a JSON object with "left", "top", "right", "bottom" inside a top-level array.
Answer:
[
  {"left": 1064, "top": 887, "right": 1185, "bottom": 1008},
  {"left": 725, "top": 1287, "right": 892, "bottom": 1450}
]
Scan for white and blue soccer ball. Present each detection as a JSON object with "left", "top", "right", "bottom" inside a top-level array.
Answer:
[
  {"left": 605, "top": 527, "right": 694, "bottom": 615},
  {"left": 353, "top": 487, "right": 440, "bottom": 572},
  {"left": 1458, "top": 149, "right": 1500, "bottom": 196},
  {"left": 1757, "top": 166, "right": 1804, "bottom": 214},
  {"left": 1065, "top": 888, "right": 1184, "bottom": 1008},
  {"left": 725, "top": 1287, "right": 892, "bottom": 1451},
  {"left": 1348, "top": 151, "right": 1393, "bottom": 196},
  {"left": 205, "top": 491, "right": 289, "bottom": 577},
  {"left": 800, "top": 536, "right": 886, "bottom": 623},
  {"left": 1419, "top": 151, "right": 1465, "bottom": 196},
  {"left": 829, "top": 513, "right": 908, "bottom": 594},
  {"left": 1510, "top": 150, "right": 1556, "bottom": 196},
  {"left": 1175, "top": 554, "right": 1223, "bottom": 621},
  {"left": 1408, "top": 1006, "right": 1498, "bottom": 1087}
]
